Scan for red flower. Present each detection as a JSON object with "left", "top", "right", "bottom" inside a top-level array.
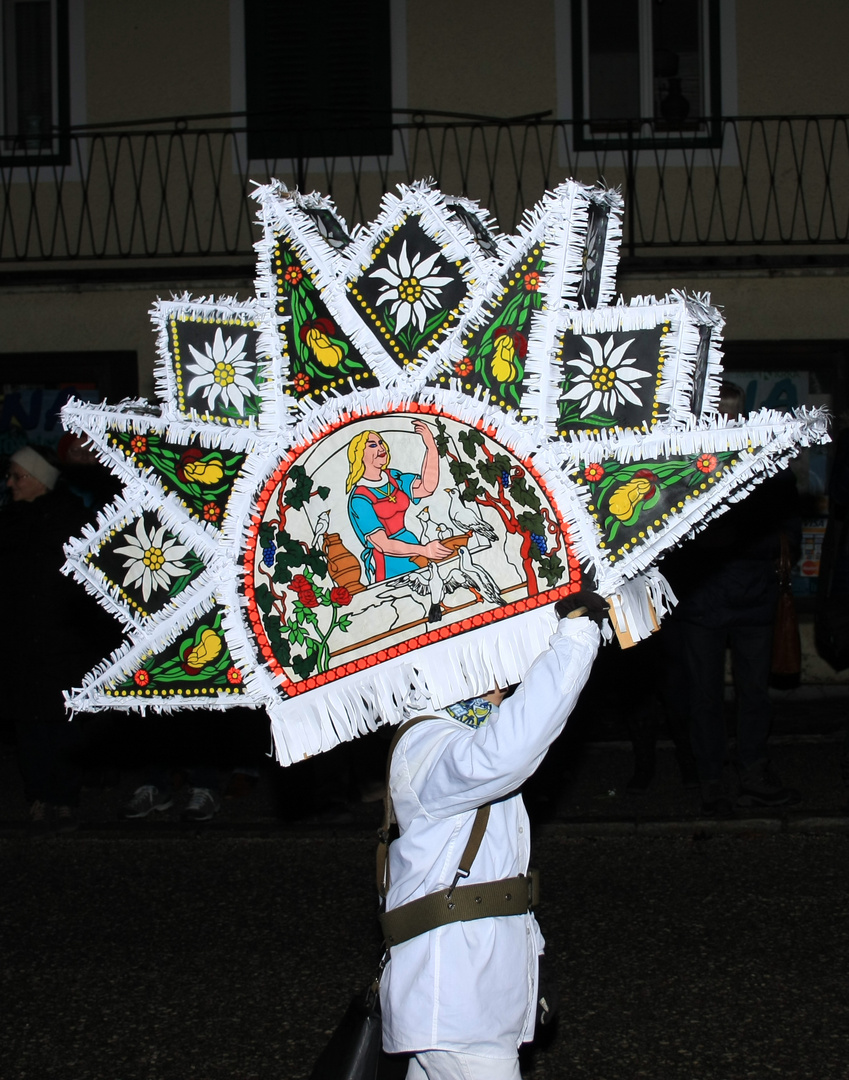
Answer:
[
  {"left": 226, "top": 666, "right": 243, "bottom": 685},
  {"left": 330, "top": 586, "right": 352, "bottom": 607},
  {"left": 584, "top": 463, "right": 605, "bottom": 482},
  {"left": 523, "top": 271, "right": 541, "bottom": 291},
  {"left": 454, "top": 356, "right": 474, "bottom": 377},
  {"left": 493, "top": 326, "right": 528, "bottom": 358},
  {"left": 133, "top": 669, "right": 150, "bottom": 687},
  {"left": 293, "top": 372, "right": 310, "bottom": 392},
  {"left": 130, "top": 435, "right": 148, "bottom": 454},
  {"left": 176, "top": 447, "right": 203, "bottom": 482},
  {"left": 695, "top": 454, "right": 718, "bottom": 474},
  {"left": 298, "top": 317, "right": 336, "bottom": 343},
  {"left": 288, "top": 574, "right": 318, "bottom": 607},
  {"left": 284, "top": 263, "right": 304, "bottom": 285},
  {"left": 203, "top": 502, "right": 221, "bottom": 522}
]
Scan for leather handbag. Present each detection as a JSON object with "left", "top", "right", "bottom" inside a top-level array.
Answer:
[
  {"left": 308, "top": 972, "right": 383, "bottom": 1080},
  {"left": 815, "top": 510, "right": 849, "bottom": 671},
  {"left": 770, "top": 532, "right": 801, "bottom": 681}
]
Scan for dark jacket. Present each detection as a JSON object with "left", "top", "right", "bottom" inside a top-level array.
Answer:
[
  {"left": 0, "top": 487, "right": 118, "bottom": 721},
  {"left": 663, "top": 469, "right": 801, "bottom": 629}
]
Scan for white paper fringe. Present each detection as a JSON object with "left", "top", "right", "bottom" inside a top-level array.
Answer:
[
  {"left": 57, "top": 175, "right": 833, "bottom": 767},
  {"left": 266, "top": 604, "right": 560, "bottom": 765},
  {"left": 608, "top": 569, "right": 677, "bottom": 644}
]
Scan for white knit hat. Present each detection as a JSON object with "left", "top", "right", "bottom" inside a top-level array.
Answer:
[{"left": 11, "top": 446, "right": 60, "bottom": 491}]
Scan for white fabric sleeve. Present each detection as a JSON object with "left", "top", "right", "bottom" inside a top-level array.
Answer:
[{"left": 402, "top": 616, "right": 601, "bottom": 817}]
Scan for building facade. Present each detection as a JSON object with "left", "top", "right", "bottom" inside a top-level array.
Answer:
[{"left": 2, "top": 0, "right": 847, "bottom": 677}]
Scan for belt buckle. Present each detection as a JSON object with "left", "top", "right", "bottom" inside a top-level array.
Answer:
[{"left": 527, "top": 868, "right": 540, "bottom": 909}]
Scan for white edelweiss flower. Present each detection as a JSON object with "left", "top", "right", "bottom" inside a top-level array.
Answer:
[
  {"left": 185, "top": 327, "right": 257, "bottom": 412},
  {"left": 369, "top": 239, "right": 454, "bottom": 334},
  {"left": 562, "top": 335, "right": 652, "bottom": 418},
  {"left": 114, "top": 517, "right": 191, "bottom": 603}
]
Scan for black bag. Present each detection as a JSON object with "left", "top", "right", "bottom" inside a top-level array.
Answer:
[
  {"left": 770, "top": 532, "right": 802, "bottom": 687},
  {"left": 536, "top": 952, "right": 560, "bottom": 1030},
  {"left": 309, "top": 980, "right": 382, "bottom": 1080},
  {"left": 816, "top": 512, "right": 849, "bottom": 672}
]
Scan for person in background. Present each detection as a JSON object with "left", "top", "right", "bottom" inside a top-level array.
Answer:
[
  {"left": 0, "top": 446, "right": 115, "bottom": 835},
  {"left": 57, "top": 431, "right": 121, "bottom": 514},
  {"left": 814, "top": 425, "right": 849, "bottom": 812},
  {"left": 663, "top": 383, "right": 802, "bottom": 816},
  {"left": 57, "top": 431, "right": 124, "bottom": 790}
]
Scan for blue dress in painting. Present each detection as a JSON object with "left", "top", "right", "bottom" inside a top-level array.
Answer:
[{"left": 348, "top": 469, "right": 422, "bottom": 583}]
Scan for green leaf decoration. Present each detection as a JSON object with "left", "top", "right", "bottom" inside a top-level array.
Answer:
[
  {"left": 508, "top": 475, "right": 541, "bottom": 511},
  {"left": 303, "top": 548, "right": 328, "bottom": 577},
  {"left": 434, "top": 418, "right": 451, "bottom": 457},
  {"left": 275, "top": 239, "right": 379, "bottom": 401},
  {"left": 537, "top": 552, "right": 564, "bottom": 588},
  {"left": 292, "top": 651, "right": 319, "bottom": 679},
  {"left": 284, "top": 464, "right": 314, "bottom": 511},
  {"left": 449, "top": 459, "right": 475, "bottom": 486},
  {"left": 106, "top": 609, "right": 245, "bottom": 701},
  {"left": 109, "top": 430, "right": 245, "bottom": 529},
  {"left": 458, "top": 428, "right": 484, "bottom": 458},
  {"left": 457, "top": 248, "right": 546, "bottom": 409},
  {"left": 576, "top": 451, "right": 741, "bottom": 559}
]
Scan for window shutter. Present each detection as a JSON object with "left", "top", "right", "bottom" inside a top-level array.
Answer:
[{"left": 244, "top": 0, "right": 393, "bottom": 160}]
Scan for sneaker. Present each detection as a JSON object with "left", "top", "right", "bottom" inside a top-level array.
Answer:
[
  {"left": 700, "top": 780, "right": 734, "bottom": 819},
  {"left": 736, "top": 761, "right": 800, "bottom": 808},
  {"left": 56, "top": 805, "right": 78, "bottom": 834},
  {"left": 122, "top": 784, "right": 174, "bottom": 819},
  {"left": 28, "top": 800, "right": 52, "bottom": 838},
  {"left": 182, "top": 787, "right": 220, "bottom": 822}
]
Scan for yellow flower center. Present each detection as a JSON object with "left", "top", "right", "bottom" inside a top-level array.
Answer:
[
  {"left": 143, "top": 546, "right": 165, "bottom": 571},
  {"left": 213, "top": 361, "right": 236, "bottom": 387},
  {"left": 398, "top": 277, "right": 422, "bottom": 303},
  {"left": 590, "top": 365, "right": 616, "bottom": 391}
]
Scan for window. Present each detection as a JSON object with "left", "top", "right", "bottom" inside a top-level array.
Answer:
[
  {"left": 571, "top": 0, "right": 721, "bottom": 149},
  {"left": 243, "top": 0, "right": 393, "bottom": 161},
  {"left": 0, "top": 0, "right": 69, "bottom": 162}
]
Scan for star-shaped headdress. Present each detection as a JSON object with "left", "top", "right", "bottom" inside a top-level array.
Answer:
[{"left": 61, "top": 179, "right": 829, "bottom": 763}]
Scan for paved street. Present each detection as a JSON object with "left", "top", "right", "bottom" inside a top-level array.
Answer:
[
  {"left": 2, "top": 687, "right": 848, "bottom": 1079},
  {"left": 3, "top": 830, "right": 849, "bottom": 1079}
]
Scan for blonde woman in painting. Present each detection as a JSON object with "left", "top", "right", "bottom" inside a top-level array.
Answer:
[{"left": 346, "top": 421, "right": 452, "bottom": 583}]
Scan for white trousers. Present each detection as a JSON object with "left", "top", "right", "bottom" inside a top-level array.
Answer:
[{"left": 405, "top": 1049, "right": 522, "bottom": 1079}]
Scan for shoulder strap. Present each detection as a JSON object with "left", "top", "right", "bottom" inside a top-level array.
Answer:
[{"left": 376, "top": 714, "right": 491, "bottom": 899}]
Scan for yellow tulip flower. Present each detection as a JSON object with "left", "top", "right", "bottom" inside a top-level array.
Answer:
[
  {"left": 184, "top": 629, "right": 223, "bottom": 670},
  {"left": 183, "top": 458, "right": 225, "bottom": 485},
  {"left": 306, "top": 326, "right": 343, "bottom": 368},
  {"left": 491, "top": 334, "right": 518, "bottom": 382},
  {"left": 609, "top": 474, "right": 656, "bottom": 521}
]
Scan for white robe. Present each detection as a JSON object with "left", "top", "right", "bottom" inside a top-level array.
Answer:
[{"left": 380, "top": 615, "right": 600, "bottom": 1057}]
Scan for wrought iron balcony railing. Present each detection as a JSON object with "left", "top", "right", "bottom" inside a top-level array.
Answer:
[{"left": 0, "top": 113, "right": 848, "bottom": 264}]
